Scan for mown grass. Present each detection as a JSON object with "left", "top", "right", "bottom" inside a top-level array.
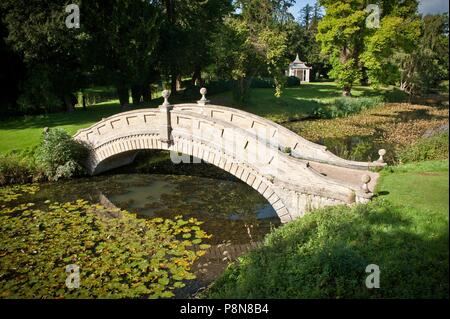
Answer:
[
  {"left": 205, "top": 160, "right": 449, "bottom": 299},
  {"left": 211, "top": 82, "right": 406, "bottom": 122},
  {"left": 0, "top": 82, "right": 404, "bottom": 154}
]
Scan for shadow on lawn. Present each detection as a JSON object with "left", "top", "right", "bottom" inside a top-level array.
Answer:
[{"left": 0, "top": 98, "right": 163, "bottom": 130}]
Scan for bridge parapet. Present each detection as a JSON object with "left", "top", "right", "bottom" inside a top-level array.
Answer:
[{"left": 74, "top": 88, "right": 384, "bottom": 222}]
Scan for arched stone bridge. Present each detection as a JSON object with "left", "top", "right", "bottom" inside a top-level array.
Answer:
[{"left": 74, "top": 89, "right": 386, "bottom": 223}]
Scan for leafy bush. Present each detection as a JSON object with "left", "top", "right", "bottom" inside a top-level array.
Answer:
[
  {"left": 398, "top": 132, "right": 449, "bottom": 163},
  {"left": 250, "top": 77, "right": 275, "bottom": 89},
  {"left": 35, "top": 128, "right": 89, "bottom": 181},
  {"left": 286, "top": 76, "right": 300, "bottom": 87},
  {"left": 205, "top": 79, "right": 234, "bottom": 95},
  {"left": 17, "top": 66, "right": 64, "bottom": 114},
  {"left": 313, "top": 96, "right": 385, "bottom": 119},
  {"left": 0, "top": 154, "right": 34, "bottom": 186},
  {"left": 206, "top": 198, "right": 448, "bottom": 298}
]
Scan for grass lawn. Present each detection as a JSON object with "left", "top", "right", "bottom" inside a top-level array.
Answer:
[
  {"left": 0, "top": 82, "right": 404, "bottom": 154},
  {"left": 0, "top": 100, "right": 160, "bottom": 154},
  {"left": 205, "top": 160, "right": 449, "bottom": 298},
  {"left": 210, "top": 82, "right": 406, "bottom": 123}
]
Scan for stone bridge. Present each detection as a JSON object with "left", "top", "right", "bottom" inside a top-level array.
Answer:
[{"left": 74, "top": 89, "right": 386, "bottom": 223}]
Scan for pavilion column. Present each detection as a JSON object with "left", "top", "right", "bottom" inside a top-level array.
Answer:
[{"left": 306, "top": 69, "right": 310, "bottom": 82}]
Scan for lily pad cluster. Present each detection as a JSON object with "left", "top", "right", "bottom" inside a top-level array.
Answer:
[
  {"left": 0, "top": 184, "right": 39, "bottom": 203},
  {"left": 0, "top": 186, "right": 211, "bottom": 299}
]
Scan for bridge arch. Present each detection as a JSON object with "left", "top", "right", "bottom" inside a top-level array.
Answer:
[{"left": 74, "top": 89, "right": 385, "bottom": 222}]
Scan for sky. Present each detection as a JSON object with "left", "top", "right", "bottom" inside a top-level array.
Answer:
[{"left": 289, "top": 0, "right": 450, "bottom": 19}]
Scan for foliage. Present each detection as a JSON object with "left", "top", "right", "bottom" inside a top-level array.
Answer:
[
  {"left": 34, "top": 128, "right": 89, "bottom": 181},
  {"left": 82, "top": 0, "right": 162, "bottom": 109},
  {"left": 0, "top": 0, "right": 86, "bottom": 112},
  {"left": 286, "top": 76, "right": 300, "bottom": 87},
  {"left": 0, "top": 148, "right": 45, "bottom": 186},
  {"left": 316, "top": 0, "right": 367, "bottom": 95},
  {"left": 0, "top": 189, "right": 211, "bottom": 298},
  {"left": 286, "top": 102, "right": 449, "bottom": 163},
  {"left": 16, "top": 65, "right": 66, "bottom": 114},
  {"left": 397, "top": 132, "right": 449, "bottom": 163},
  {"left": 0, "top": 183, "right": 39, "bottom": 202},
  {"left": 361, "top": 15, "right": 420, "bottom": 90},
  {"left": 0, "top": 82, "right": 410, "bottom": 155},
  {"left": 206, "top": 160, "right": 449, "bottom": 298},
  {"left": 313, "top": 96, "right": 384, "bottom": 119},
  {"left": 210, "top": 1, "right": 291, "bottom": 102}
]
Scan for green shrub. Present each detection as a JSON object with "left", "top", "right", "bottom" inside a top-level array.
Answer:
[
  {"left": 0, "top": 153, "right": 34, "bottom": 186},
  {"left": 286, "top": 76, "right": 300, "bottom": 87},
  {"left": 250, "top": 77, "right": 275, "bottom": 89},
  {"left": 398, "top": 132, "right": 449, "bottom": 163},
  {"left": 35, "top": 128, "right": 89, "bottom": 181},
  {"left": 206, "top": 198, "right": 448, "bottom": 298},
  {"left": 313, "top": 96, "right": 385, "bottom": 119},
  {"left": 205, "top": 79, "right": 234, "bottom": 95}
]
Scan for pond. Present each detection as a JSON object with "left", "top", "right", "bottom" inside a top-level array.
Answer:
[{"left": 6, "top": 172, "right": 281, "bottom": 298}]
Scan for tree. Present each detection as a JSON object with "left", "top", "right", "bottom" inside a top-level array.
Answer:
[
  {"left": 82, "top": 0, "right": 162, "bottom": 109},
  {"left": 211, "top": 0, "right": 291, "bottom": 102},
  {"left": 299, "top": 4, "right": 312, "bottom": 28},
  {"left": 286, "top": 1, "right": 328, "bottom": 81},
  {"left": 316, "top": 0, "right": 368, "bottom": 96},
  {"left": 1, "top": 0, "right": 86, "bottom": 112},
  {"left": 359, "top": 1, "right": 440, "bottom": 94},
  {"left": 158, "top": 0, "right": 232, "bottom": 94},
  {"left": 317, "top": 0, "right": 424, "bottom": 96},
  {"left": 0, "top": 8, "right": 26, "bottom": 116}
]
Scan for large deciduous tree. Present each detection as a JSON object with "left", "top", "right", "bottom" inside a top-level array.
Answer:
[
  {"left": 159, "top": 0, "right": 232, "bottom": 94},
  {"left": 361, "top": 0, "right": 421, "bottom": 93},
  {"left": 211, "top": 0, "right": 291, "bottom": 102},
  {"left": 316, "top": 0, "right": 367, "bottom": 96},
  {"left": 82, "top": 0, "right": 162, "bottom": 109},
  {"left": 1, "top": 0, "right": 86, "bottom": 112}
]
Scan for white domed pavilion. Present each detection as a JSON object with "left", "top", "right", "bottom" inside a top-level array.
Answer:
[{"left": 287, "top": 54, "right": 312, "bottom": 83}]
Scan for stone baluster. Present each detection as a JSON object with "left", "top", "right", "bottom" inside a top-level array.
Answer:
[
  {"left": 197, "top": 87, "right": 210, "bottom": 106},
  {"left": 158, "top": 90, "right": 173, "bottom": 143},
  {"left": 377, "top": 149, "right": 386, "bottom": 163},
  {"left": 361, "top": 174, "right": 371, "bottom": 193}
]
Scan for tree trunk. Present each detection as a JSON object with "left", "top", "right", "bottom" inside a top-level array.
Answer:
[
  {"left": 64, "top": 94, "right": 75, "bottom": 112},
  {"left": 82, "top": 95, "right": 87, "bottom": 111},
  {"left": 192, "top": 66, "right": 203, "bottom": 86},
  {"left": 117, "top": 85, "right": 129, "bottom": 110},
  {"left": 170, "top": 71, "right": 177, "bottom": 94},
  {"left": 142, "top": 82, "right": 152, "bottom": 104},
  {"left": 342, "top": 86, "right": 352, "bottom": 96},
  {"left": 131, "top": 85, "right": 142, "bottom": 105},
  {"left": 176, "top": 75, "right": 182, "bottom": 91}
]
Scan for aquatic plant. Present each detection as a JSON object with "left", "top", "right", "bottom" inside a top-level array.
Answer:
[{"left": 0, "top": 187, "right": 211, "bottom": 299}]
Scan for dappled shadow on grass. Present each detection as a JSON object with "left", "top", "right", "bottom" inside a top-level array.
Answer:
[
  {"left": 0, "top": 98, "right": 165, "bottom": 131},
  {"left": 206, "top": 201, "right": 449, "bottom": 299}
]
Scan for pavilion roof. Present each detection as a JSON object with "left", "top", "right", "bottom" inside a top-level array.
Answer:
[{"left": 289, "top": 54, "right": 312, "bottom": 69}]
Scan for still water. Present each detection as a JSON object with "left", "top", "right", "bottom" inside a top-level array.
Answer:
[{"left": 16, "top": 173, "right": 281, "bottom": 297}]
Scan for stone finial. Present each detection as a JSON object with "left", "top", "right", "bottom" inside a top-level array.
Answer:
[
  {"left": 377, "top": 149, "right": 386, "bottom": 163},
  {"left": 161, "top": 89, "right": 171, "bottom": 107},
  {"left": 197, "top": 87, "right": 210, "bottom": 106},
  {"left": 361, "top": 174, "right": 371, "bottom": 193}
]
